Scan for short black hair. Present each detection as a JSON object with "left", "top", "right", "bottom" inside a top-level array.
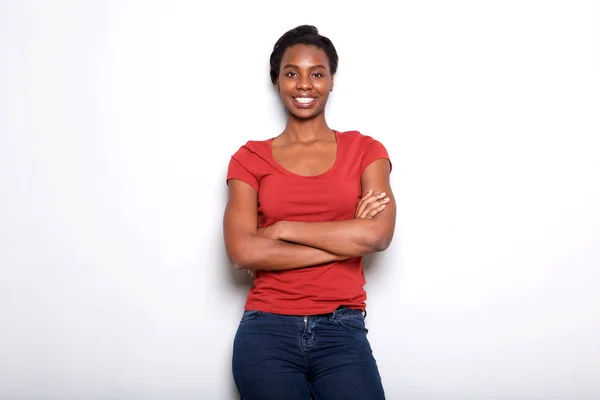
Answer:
[{"left": 269, "top": 25, "right": 339, "bottom": 85}]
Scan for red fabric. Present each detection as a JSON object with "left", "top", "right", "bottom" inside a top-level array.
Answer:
[{"left": 226, "top": 130, "right": 391, "bottom": 315}]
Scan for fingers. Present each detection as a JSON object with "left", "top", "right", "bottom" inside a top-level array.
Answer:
[
  {"left": 356, "top": 191, "right": 390, "bottom": 219},
  {"left": 364, "top": 198, "right": 390, "bottom": 219},
  {"left": 356, "top": 192, "right": 378, "bottom": 218},
  {"left": 358, "top": 195, "right": 389, "bottom": 218},
  {"left": 355, "top": 189, "right": 375, "bottom": 217},
  {"left": 246, "top": 269, "right": 255, "bottom": 278},
  {"left": 366, "top": 203, "right": 387, "bottom": 218}
]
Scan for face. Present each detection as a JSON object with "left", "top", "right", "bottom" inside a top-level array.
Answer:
[{"left": 276, "top": 44, "right": 335, "bottom": 120}]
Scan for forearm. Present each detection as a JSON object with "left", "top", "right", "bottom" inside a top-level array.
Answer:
[
  {"left": 227, "top": 234, "right": 347, "bottom": 271},
  {"left": 276, "top": 219, "right": 392, "bottom": 257}
]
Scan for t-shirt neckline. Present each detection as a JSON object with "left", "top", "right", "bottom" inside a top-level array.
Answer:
[{"left": 267, "top": 130, "right": 341, "bottom": 178}]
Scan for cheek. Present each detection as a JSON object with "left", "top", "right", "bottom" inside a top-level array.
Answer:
[
  {"left": 279, "top": 88, "right": 292, "bottom": 103},
  {"left": 317, "top": 81, "right": 333, "bottom": 94},
  {"left": 319, "top": 88, "right": 331, "bottom": 102}
]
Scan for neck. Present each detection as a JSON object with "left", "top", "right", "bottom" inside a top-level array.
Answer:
[{"left": 282, "top": 113, "right": 332, "bottom": 143}]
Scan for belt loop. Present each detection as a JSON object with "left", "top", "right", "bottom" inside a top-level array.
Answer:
[
  {"left": 329, "top": 308, "right": 338, "bottom": 321},
  {"left": 332, "top": 305, "right": 344, "bottom": 318}
]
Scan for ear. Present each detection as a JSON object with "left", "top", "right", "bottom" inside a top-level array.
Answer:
[
  {"left": 330, "top": 75, "right": 335, "bottom": 92},
  {"left": 275, "top": 77, "right": 280, "bottom": 92}
]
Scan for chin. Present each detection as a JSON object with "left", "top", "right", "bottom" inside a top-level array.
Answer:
[
  {"left": 287, "top": 107, "right": 324, "bottom": 120},
  {"left": 289, "top": 111, "right": 320, "bottom": 120}
]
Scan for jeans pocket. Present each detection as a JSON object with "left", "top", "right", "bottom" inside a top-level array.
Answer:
[
  {"left": 335, "top": 312, "right": 369, "bottom": 334},
  {"left": 240, "top": 310, "right": 263, "bottom": 322}
]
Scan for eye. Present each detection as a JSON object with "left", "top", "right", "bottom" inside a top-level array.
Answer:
[
  {"left": 312, "top": 72, "right": 324, "bottom": 78},
  {"left": 285, "top": 71, "right": 298, "bottom": 77}
]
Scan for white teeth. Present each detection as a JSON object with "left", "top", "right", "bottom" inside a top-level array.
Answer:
[{"left": 295, "top": 97, "right": 315, "bottom": 104}]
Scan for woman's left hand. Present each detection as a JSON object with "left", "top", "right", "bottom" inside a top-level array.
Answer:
[{"left": 355, "top": 190, "right": 390, "bottom": 219}]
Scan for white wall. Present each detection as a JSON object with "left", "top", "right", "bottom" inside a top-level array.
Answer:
[{"left": 1, "top": 1, "right": 599, "bottom": 399}]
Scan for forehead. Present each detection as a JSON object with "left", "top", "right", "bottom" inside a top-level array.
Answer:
[{"left": 280, "top": 44, "right": 330, "bottom": 69}]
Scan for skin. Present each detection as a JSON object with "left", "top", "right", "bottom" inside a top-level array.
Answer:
[
  {"left": 224, "top": 44, "right": 396, "bottom": 272},
  {"left": 271, "top": 44, "right": 336, "bottom": 176}
]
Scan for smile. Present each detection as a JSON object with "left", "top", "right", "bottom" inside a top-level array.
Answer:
[{"left": 293, "top": 97, "right": 317, "bottom": 107}]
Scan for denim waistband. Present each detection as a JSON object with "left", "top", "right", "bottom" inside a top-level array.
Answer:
[{"left": 329, "top": 306, "right": 366, "bottom": 318}]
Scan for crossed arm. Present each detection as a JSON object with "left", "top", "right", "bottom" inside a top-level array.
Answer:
[{"left": 223, "top": 159, "right": 395, "bottom": 271}]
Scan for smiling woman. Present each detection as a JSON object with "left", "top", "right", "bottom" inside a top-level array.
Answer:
[
  {"left": 276, "top": 44, "right": 334, "bottom": 120},
  {"left": 223, "top": 25, "right": 395, "bottom": 400}
]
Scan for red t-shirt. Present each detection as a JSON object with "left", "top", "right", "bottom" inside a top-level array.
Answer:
[{"left": 226, "top": 130, "right": 391, "bottom": 315}]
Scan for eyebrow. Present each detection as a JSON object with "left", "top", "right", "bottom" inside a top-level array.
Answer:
[{"left": 282, "top": 64, "right": 327, "bottom": 70}]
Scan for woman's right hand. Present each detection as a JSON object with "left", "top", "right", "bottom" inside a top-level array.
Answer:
[{"left": 355, "top": 190, "right": 390, "bottom": 219}]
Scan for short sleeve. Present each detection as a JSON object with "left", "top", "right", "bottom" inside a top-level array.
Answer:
[
  {"left": 227, "top": 147, "right": 259, "bottom": 192},
  {"left": 360, "top": 138, "right": 392, "bottom": 175}
]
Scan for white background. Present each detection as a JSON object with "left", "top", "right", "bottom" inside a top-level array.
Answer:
[{"left": 1, "top": 1, "right": 599, "bottom": 399}]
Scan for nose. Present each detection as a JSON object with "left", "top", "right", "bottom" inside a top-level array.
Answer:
[{"left": 297, "top": 74, "right": 313, "bottom": 90}]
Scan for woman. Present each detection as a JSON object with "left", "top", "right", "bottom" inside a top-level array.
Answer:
[{"left": 224, "top": 25, "right": 396, "bottom": 400}]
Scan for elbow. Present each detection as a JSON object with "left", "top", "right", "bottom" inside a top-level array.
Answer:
[
  {"left": 370, "top": 237, "right": 392, "bottom": 252},
  {"left": 225, "top": 232, "right": 263, "bottom": 270},
  {"left": 363, "top": 218, "right": 395, "bottom": 253},
  {"left": 225, "top": 232, "right": 272, "bottom": 270},
  {"left": 230, "top": 253, "right": 260, "bottom": 270},
  {"left": 229, "top": 255, "right": 248, "bottom": 270},
  {"left": 226, "top": 245, "right": 257, "bottom": 270},
  {"left": 366, "top": 230, "right": 393, "bottom": 253}
]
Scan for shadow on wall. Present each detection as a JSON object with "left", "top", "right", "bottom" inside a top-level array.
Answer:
[
  {"left": 362, "top": 252, "right": 382, "bottom": 274},
  {"left": 362, "top": 232, "right": 404, "bottom": 305}
]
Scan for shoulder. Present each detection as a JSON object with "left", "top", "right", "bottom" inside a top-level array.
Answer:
[
  {"left": 337, "top": 130, "right": 391, "bottom": 173},
  {"left": 227, "top": 139, "right": 271, "bottom": 191},
  {"left": 337, "top": 130, "right": 387, "bottom": 151},
  {"left": 231, "top": 138, "right": 272, "bottom": 161}
]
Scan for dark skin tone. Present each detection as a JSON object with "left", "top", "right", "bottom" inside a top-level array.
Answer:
[
  {"left": 224, "top": 44, "right": 395, "bottom": 273},
  {"left": 272, "top": 44, "right": 336, "bottom": 177}
]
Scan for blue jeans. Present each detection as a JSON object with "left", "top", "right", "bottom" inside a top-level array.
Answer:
[{"left": 232, "top": 307, "right": 386, "bottom": 400}]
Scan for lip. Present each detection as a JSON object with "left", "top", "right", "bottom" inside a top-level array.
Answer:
[{"left": 292, "top": 96, "right": 317, "bottom": 109}]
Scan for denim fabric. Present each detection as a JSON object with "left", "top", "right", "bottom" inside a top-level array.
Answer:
[{"left": 232, "top": 308, "right": 386, "bottom": 400}]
